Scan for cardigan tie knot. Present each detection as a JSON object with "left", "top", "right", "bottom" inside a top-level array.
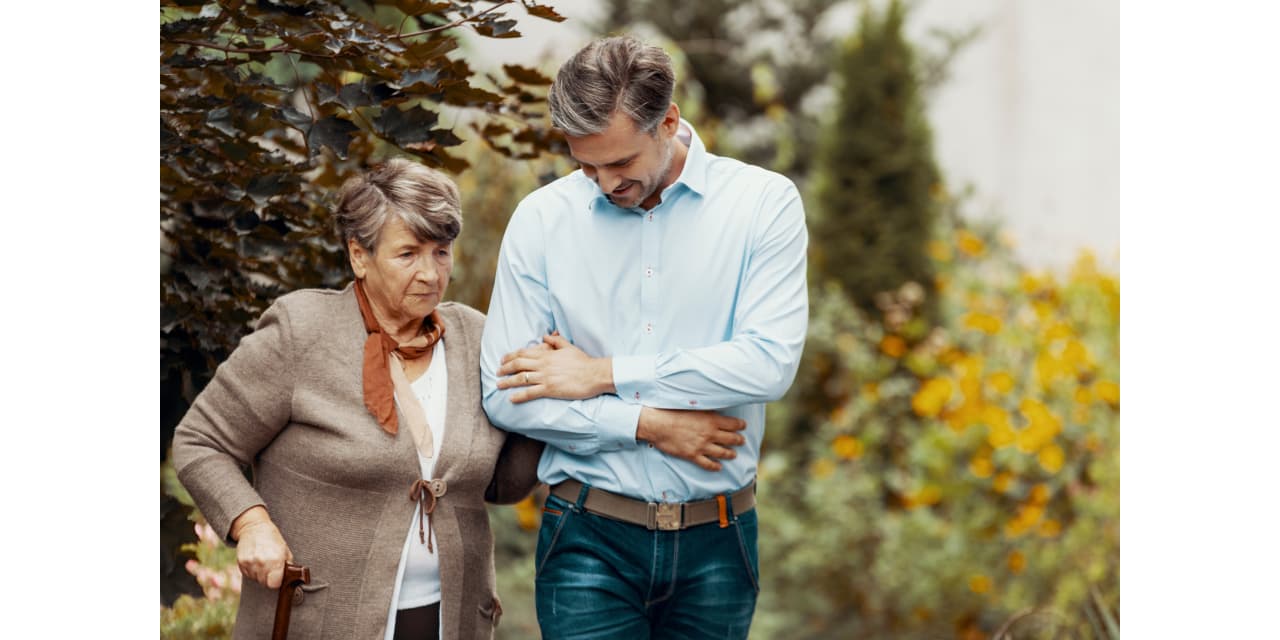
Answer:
[{"left": 410, "top": 478, "right": 447, "bottom": 552}]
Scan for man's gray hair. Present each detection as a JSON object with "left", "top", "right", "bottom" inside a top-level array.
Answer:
[
  {"left": 333, "top": 158, "right": 462, "bottom": 254},
  {"left": 548, "top": 36, "right": 675, "bottom": 137}
]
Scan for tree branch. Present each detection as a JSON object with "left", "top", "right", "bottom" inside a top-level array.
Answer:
[
  {"left": 286, "top": 53, "right": 317, "bottom": 122},
  {"left": 169, "top": 38, "right": 337, "bottom": 60},
  {"left": 168, "top": 0, "right": 516, "bottom": 59},
  {"left": 395, "top": 0, "right": 514, "bottom": 39}
]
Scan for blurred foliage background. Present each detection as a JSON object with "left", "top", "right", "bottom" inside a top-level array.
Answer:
[{"left": 161, "top": 1, "right": 1118, "bottom": 638}]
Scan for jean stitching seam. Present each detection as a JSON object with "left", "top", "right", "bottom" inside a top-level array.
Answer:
[
  {"left": 733, "top": 520, "right": 760, "bottom": 593},
  {"left": 644, "top": 529, "right": 660, "bottom": 606},
  {"left": 655, "top": 529, "right": 681, "bottom": 606},
  {"left": 535, "top": 503, "right": 573, "bottom": 579}
]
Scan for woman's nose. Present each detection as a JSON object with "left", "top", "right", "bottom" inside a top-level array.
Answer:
[{"left": 415, "top": 255, "right": 438, "bottom": 280}]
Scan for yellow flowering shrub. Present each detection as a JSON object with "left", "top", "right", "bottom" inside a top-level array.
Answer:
[
  {"left": 512, "top": 495, "right": 541, "bottom": 532},
  {"left": 755, "top": 210, "right": 1118, "bottom": 639},
  {"left": 911, "top": 377, "right": 954, "bottom": 417},
  {"left": 832, "top": 435, "right": 865, "bottom": 460}
]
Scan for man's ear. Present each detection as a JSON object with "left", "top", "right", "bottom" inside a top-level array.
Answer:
[
  {"left": 659, "top": 102, "right": 680, "bottom": 139},
  {"left": 348, "top": 238, "right": 369, "bottom": 279}
]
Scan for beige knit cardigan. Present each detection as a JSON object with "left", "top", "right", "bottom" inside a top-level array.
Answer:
[{"left": 172, "top": 284, "right": 543, "bottom": 639}]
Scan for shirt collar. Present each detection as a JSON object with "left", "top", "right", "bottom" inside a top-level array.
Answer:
[
  {"left": 588, "top": 118, "right": 709, "bottom": 212},
  {"left": 671, "top": 118, "right": 709, "bottom": 198}
]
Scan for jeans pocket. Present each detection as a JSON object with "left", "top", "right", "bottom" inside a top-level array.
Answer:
[
  {"left": 733, "top": 510, "right": 761, "bottom": 593},
  {"left": 535, "top": 494, "right": 574, "bottom": 578}
]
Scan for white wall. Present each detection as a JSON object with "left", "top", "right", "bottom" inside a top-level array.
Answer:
[{"left": 909, "top": 0, "right": 1119, "bottom": 271}]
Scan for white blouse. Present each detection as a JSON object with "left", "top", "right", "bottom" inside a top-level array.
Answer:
[{"left": 384, "top": 339, "right": 447, "bottom": 639}]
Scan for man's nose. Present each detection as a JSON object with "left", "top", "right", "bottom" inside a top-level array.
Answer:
[{"left": 597, "top": 168, "right": 624, "bottom": 193}]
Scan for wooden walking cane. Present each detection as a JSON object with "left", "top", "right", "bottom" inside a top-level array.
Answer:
[{"left": 272, "top": 563, "right": 311, "bottom": 640}]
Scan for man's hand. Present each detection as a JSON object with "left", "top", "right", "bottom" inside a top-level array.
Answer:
[
  {"left": 636, "top": 407, "right": 747, "bottom": 472},
  {"left": 230, "top": 505, "right": 293, "bottom": 589},
  {"left": 497, "top": 334, "right": 614, "bottom": 403}
]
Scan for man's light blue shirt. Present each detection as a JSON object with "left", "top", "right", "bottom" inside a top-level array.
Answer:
[{"left": 480, "top": 121, "right": 809, "bottom": 502}]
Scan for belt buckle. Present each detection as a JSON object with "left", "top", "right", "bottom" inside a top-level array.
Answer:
[{"left": 653, "top": 502, "right": 682, "bottom": 531}]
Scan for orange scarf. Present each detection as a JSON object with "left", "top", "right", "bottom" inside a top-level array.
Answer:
[{"left": 354, "top": 280, "right": 444, "bottom": 459}]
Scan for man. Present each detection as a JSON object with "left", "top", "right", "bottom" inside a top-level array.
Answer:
[{"left": 480, "top": 35, "right": 808, "bottom": 639}]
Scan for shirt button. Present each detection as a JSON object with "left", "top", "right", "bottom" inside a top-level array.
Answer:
[
  {"left": 644, "top": 323, "right": 653, "bottom": 334},
  {"left": 648, "top": 213, "right": 654, "bottom": 221},
  {"left": 645, "top": 267, "right": 654, "bottom": 278},
  {"left": 634, "top": 392, "right": 641, "bottom": 400}
]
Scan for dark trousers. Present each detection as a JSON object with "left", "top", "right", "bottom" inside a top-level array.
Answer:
[
  {"left": 534, "top": 486, "right": 760, "bottom": 639},
  {"left": 393, "top": 601, "right": 440, "bottom": 640}
]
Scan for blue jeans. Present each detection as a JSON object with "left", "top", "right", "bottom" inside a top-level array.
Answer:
[{"left": 534, "top": 485, "right": 760, "bottom": 640}]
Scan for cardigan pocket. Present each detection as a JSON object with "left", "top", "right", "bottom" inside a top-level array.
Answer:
[
  {"left": 477, "top": 595, "right": 503, "bottom": 627},
  {"left": 284, "top": 580, "right": 331, "bottom": 639}
]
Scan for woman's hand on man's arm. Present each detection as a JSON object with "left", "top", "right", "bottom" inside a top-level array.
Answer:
[{"left": 496, "top": 333, "right": 614, "bottom": 403}]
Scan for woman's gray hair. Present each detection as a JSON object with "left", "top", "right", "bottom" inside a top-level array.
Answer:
[
  {"left": 548, "top": 36, "right": 675, "bottom": 137},
  {"left": 333, "top": 158, "right": 462, "bottom": 254}
]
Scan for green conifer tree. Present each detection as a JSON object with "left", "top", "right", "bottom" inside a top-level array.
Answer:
[{"left": 810, "top": 0, "right": 940, "bottom": 321}]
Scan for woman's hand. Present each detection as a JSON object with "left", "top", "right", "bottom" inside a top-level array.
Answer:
[
  {"left": 230, "top": 505, "right": 293, "bottom": 589},
  {"left": 497, "top": 334, "right": 614, "bottom": 403}
]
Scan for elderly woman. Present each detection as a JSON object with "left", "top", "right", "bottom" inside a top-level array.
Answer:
[{"left": 172, "top": 159, "right": 543, "bottom": 639}]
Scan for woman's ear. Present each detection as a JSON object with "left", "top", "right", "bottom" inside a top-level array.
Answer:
[{"left": 348, "top": 238, "right": 368, "bottom": 279}]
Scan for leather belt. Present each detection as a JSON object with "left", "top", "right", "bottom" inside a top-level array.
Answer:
[{"left": 550, "top": 479, "right": 756, "bottom": 531}]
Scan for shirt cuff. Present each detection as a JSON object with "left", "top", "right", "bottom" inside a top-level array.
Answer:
[
  {"left": 612, "top": 354, "right": 658, "bottom": 405},
  {"left": 594, "top": 396, "right": 643, "bottom": 452}
]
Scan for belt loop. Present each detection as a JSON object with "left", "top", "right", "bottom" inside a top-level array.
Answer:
[
  {"left": 574, "top": 482, "right": 591, "bottom": 511},
  {"left": 716, "top": 495, "right": 729, "bottom": 528}
]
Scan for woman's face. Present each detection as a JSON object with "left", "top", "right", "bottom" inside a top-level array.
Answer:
[{"left": 349, "top": 215, "right": 453, "bottom": 329}]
